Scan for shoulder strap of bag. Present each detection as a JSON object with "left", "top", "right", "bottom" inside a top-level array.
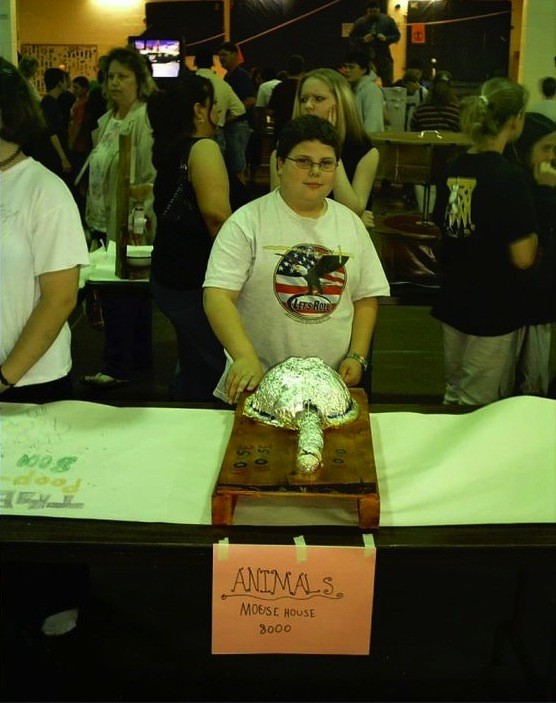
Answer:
[
  {"left": 161, "top": 139, "right": 206, "bottom": 219},
  {"left": 74, "top": 113, "right": 113, "bottom": 186}
]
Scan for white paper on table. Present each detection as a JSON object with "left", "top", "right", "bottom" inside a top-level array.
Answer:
[
  {"left": 373, "top": 395, "right": 556, "bottom": 526},
  {"left": 0, "top": 401, "right": 234, "bottom": 524},
  {"left": 1, "top": 396, "right": 555, "bottom": 527}
]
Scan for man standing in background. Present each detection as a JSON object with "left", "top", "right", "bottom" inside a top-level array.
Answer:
[
  {"left": 40, "top": 67, "right": 72, "bottom": 176},
  {"left": 218, "top": 42, "right": 256, "bottom": 183},
  {"left": 349, "top": 0, "right": 400, "bottom": 86},
  {"left": 57, "top": 71, "right": 76, "bottom": 137},
  {"left": 195, "top": 50, "right": 246, "bottom": 154}
]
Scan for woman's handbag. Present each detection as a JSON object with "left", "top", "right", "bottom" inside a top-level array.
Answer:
[
  {"left": 151, "top": 145, "right": 210, "bottom": 290},
  {"left": 161, "top": 160, "right": 196, "bottom": 224}
]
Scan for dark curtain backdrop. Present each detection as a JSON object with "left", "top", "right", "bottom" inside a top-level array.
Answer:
[
  {"left": 145, "top": 0, "right": 373, "bottom": 72},
  {"left": 406, "top": 0, "right": 511, "bottom": 83},
  {"left": 144, "top": 0, "right": 510, "bottom": 80}
]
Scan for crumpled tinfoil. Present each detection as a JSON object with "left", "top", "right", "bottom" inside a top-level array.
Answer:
[{"left": 244, "top": 357, "right": 359, "bottom": 474}]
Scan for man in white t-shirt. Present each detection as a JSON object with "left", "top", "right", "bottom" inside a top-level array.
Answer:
[
  {"left": 195, "top": 50, "right": 246, "bottom": 153},
  {"left": 203, "top": 115, "right": 389, "bottom": 402},
  {"left": 255, "top": 67, "right": 281, "bottom": 108}
]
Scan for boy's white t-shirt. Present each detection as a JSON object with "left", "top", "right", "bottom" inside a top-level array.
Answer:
[
  {"left": 1, "top": 158, "right": 90, "bottom": 387},
  {"left": 204, "top": 189, "right": 390, "bottom": 401}
]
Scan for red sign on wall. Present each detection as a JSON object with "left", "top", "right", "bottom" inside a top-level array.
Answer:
[{"left": 411, "top": 23, "right": 426, "bottom": 44}]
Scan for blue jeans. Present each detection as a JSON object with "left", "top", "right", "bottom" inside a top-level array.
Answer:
[
  {"left": 151, "top": 278, "right": 225, "bottom": 402},
  {"left": 223, "top": 119, "right": 252, "bottom": 175}
]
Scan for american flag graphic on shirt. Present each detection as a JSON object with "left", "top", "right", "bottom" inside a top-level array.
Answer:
[{"left": 271, "top": 243, "right": 349, "bottom": 322}]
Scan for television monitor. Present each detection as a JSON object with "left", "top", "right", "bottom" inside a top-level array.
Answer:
[{"left": 129, "top": 37, "right": 183, "bottom": 78}]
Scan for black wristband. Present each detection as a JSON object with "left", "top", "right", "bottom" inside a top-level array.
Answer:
[{"left": 0, "top": 366, "right": 14, "bottom": 387}]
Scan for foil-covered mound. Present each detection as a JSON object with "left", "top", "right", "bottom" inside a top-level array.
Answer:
[{"left": 244, "top": 357, "right": 359, "bottom": 474}]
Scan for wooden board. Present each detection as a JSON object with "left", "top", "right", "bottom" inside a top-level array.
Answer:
[{"left": 212, "top": 388, "right": 379, "bottom": 528}]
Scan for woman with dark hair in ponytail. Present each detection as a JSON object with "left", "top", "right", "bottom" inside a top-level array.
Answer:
[
  {"left": 147, "top": 74, "right": 233, "bottom": 401},
  {"left": 432, "top": 77, "right": 539, "bottom": 406}
]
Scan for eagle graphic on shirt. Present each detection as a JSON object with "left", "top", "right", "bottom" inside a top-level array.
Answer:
[
  {"left": 444, "top": 177, "right": 477, "bottom": 238},
  {"left": 267, "top": 243, "right": 349, "bottom": 323}
]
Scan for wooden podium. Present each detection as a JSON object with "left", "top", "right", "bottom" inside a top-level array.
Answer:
[{"left": 212, "top": 388, "right": 379, "bottom": 529}]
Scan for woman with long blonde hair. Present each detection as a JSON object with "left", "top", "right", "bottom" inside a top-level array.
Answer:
[{"left": 270, "top": 68, "right": 379, "bottom": 226}]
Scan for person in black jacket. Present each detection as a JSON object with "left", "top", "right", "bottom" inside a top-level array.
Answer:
[{"left": 349, "top": 0, "right": 400, "bottom": 86}]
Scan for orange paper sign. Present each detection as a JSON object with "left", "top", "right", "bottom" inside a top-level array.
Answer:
[
  {"left": 411, "top": 23, "right": 426, "bottom": 44},
  {"left": 212, "top": 542, "right": 376, "bottom": 655}
]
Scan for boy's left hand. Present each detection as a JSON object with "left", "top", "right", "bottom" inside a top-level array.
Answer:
[{"left": 338, "top": 358, "right": 363, "bottom": 386}]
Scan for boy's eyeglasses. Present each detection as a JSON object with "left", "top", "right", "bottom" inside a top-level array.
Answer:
[{"left": 285, "top": 156, "right": 338, "bottom": 172}]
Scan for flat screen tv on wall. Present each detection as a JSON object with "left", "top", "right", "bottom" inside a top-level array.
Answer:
[{"left": 128, "top": 37, "right": 184, "bottom": 78}]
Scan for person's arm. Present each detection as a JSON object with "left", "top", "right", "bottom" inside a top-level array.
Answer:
[
  {"left": 333, "top": 147, "right": 380, "bottom": 216},
  {"left": 410, "top": 107, "right": 421, "bottom": 132},
  {"left": 189, "top": 139, "right": 232, "bottom": 238},
  {"left": 203, "top": 287, "right": 264, "bottom": 401},
  {"left": 235, "top": 71, "right": 257, "bottom": 112},
  {"left": 380, "top": 17, "right": 401, "bottom": 44},
  {"left": 243, "top": 95, "right": 256, "bottom": 110},
  {"left": 349, "top": 19, "right": 361, "bottom": 39},
  {"left": 509, "top": 233, "right": 538, "bottom": 270},
  {"left": 0, "top": 267, "right": 79, "bottom": 391},
  {"left": 42, "top": 99, "right": 72, "bottom": 172},
  {"left": 67, "top": 104, "right": 78, "bottom": 150},
  {"left": 50, "top": 134, "right": 72, "bottom": 173},
  {"left": 349, "top": 18, "right": 369, "bottom": 46},
  {"left": 338, "top": 297, "right": 379, "bottom": 386}
]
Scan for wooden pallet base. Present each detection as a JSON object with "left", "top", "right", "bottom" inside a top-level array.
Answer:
[{"left": 212, "top": 388, "right": 379, "bottom": 529}]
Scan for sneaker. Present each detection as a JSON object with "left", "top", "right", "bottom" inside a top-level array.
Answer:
[
  {"left": 80, "top": 372, "right": 130, "bottom": 388},
  {"left": 41, "top": 608, "right": 79, "bottom": 636}
]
